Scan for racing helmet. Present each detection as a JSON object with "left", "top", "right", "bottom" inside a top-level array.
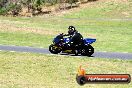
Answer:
[{"left": 68, "top": 26, "right": 76, "bottom": 35}]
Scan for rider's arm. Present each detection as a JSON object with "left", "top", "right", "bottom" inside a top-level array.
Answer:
[{"left": 63, "top": 34, "right": 70, "bottom": 36}]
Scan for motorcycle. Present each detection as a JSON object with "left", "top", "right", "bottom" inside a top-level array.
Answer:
[{"left": 49, "top": 34, "right": 96, "bottom": 56}]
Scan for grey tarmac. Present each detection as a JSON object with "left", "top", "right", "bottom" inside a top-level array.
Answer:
[{"left": 0, "top": 45, "right": 132, "bottom": 59}]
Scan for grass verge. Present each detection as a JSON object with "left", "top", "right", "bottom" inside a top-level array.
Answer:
[{"left": 0, "top": 51, "right": 132, "bottom": 88}]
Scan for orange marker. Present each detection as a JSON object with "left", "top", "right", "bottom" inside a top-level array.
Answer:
[{"left": 78, "top": 65, "right": 86, "bottom": 76}]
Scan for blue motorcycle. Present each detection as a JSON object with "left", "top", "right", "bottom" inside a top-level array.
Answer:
[{"left": 49, "top": 34, "right": 96, "bottom": 56}]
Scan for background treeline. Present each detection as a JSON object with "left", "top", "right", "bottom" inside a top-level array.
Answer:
[{"left": 0, "top": 0, "right": 97, "bottom": 16}]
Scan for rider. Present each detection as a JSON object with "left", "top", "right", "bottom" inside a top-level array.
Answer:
[{"left": 63, "top": 26, "right": 83, "bottom": 48}]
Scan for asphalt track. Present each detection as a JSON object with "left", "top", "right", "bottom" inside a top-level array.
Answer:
[{"left": 0, "top": 45, "right": 132, "bottom": 60}]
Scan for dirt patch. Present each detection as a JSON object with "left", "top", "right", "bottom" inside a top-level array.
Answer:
[
  {"left": 0, "top": 22, "right": 96, "bottom": 38},
  {"left": 0, "top": 23, "right": 60, "bottom": 36},
  {"left": 122, "top": 12, "right": 130, "bottom": 17}
]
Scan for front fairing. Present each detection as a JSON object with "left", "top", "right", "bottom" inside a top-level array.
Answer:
[
  {"left": 53, "top": 37, "right": 60, "bottom": 44},
  {"left": 53, "top": 34, "right": 63, "bottom": 44}
]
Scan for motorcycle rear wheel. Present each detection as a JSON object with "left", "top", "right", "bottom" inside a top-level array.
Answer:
[{"left": 81, "top": 45, "right": 94, "bottom": 56}]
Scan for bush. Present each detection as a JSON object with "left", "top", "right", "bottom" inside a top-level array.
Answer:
[
  {"left": 0, "top": 3, "right": 16, "bottom": 15},
  {"left": 11, "top": 3, "right": 22, "bottom": 16},
  {"left": 0, "top": 0, "right": 97, "bottom": 16}
]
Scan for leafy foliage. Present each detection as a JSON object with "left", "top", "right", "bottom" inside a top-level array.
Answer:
[{"left": 0, "top": 0, "right": 95, "bottom": 16}]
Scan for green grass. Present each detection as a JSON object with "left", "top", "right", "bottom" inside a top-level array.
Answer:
[
  {"left": 0, "top": 51, "right": 132, "bottom": 88},
  {"left": 64, "top": 1, "right": 132, "bottom": 18},
  {"left": 0, "top": 0, "right": 132, "bottom": 52},
  {"left": 0, "top": 16, "right": 132, "bottom": 52},
  {"left": 0, "top": 32, "right": 52, "bottom": 48},
  {"left": 0, "top": 1, "right": 132, "bottom": 88},
  {"left": 0, "top": 2, "right": 132, "bottom": 88}
]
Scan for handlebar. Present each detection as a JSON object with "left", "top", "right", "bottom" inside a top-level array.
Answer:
[{"left": 60, "top": 33, "right": 69, "bottom": 36}]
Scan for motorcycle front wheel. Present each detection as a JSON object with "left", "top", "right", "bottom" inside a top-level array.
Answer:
[{"left": 49, "top": 44, "right": 61, "bottom": 54}]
